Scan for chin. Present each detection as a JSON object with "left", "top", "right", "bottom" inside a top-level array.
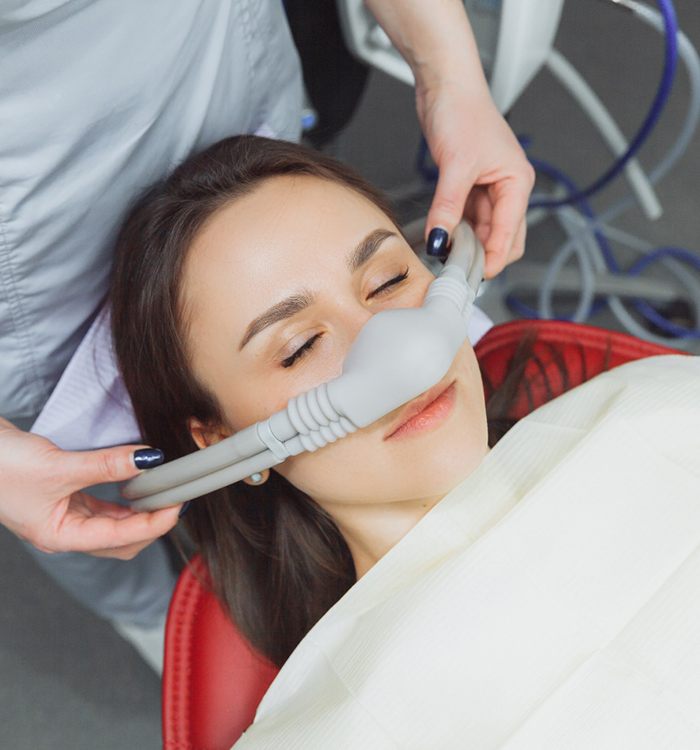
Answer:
[{"left": 397, "top": 445, "right": 487, "bottom": 501}]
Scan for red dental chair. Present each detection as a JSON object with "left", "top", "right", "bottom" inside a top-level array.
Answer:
[{"left": 162, "top": 319, "right": 685, "bottom": 750}]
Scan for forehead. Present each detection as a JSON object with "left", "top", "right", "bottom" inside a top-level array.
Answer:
[{"left": 181, "top": 174, "right": 395, "bottom": 318}]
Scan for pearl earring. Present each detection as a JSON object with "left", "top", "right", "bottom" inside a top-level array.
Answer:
[{"left": 249, "top": 472, "right": 264, "bottom": 484}]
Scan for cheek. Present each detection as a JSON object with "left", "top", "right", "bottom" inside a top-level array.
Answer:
[
  {"left": 219, "top": 390, "right": 271, "bottom": 433},
  {"left": 274, "top": 432, "right": 369, "bottom": 499}
]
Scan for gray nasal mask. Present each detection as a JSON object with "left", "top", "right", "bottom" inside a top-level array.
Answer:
[{"left": 124, "top": 221, "right": 485, "bottom": 510}]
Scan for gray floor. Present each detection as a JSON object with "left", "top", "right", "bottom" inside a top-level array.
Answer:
[
  {"left": 0, "top": 526, "right": 162, "bottom": 749},
  {"left": 2, "top": 2, "right": 699, "bottom": 748}
]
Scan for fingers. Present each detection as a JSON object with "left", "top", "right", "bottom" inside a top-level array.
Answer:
[
  {"left": 465, "top": 187, "right": 493, "bottom": 246},
  {"left": 427, "top": 157, "right": 533, "bottom": 278},
  {"left": 44, "top": 497, "right": 182, "bottom": 555},
  {"left": 57, "top": 532, "right": 157, "bottom": 560},
  {"left": 481, "top": 173, "right": 533, "bottom": 279},
  {"left": 513, "top": 217, "right": 527, "bottom": 264},
  {"left": 91, "top": 540, "right": 164, "bottom": 560},
  {"left": 57, "top": 444, "right": 164, "bottom": 492},
  {"left": 425, "top": 155, "right": 476, "bottom": 243}
]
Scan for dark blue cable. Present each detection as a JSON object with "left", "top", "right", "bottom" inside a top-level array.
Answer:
[
  {"left": 515, "top": 157, "right": 700, "bottom": 338},
  {"left": 626, "top": 248, "right": 700, "bottom": 338},
  {"left": 530, "top": 0, "right": 679, "bottom": 209},
  {"left": 627, "top": 246, "right": 700, "bottom": 275}
]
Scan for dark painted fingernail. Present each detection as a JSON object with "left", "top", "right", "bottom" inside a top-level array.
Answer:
[
  {"left": 178, "top": 501, "right": 192, "bottom": 518},
  {"left": 427, "top": 227, "right": 449, "bottom": 257},
  {"left": 133, "top": 448, "right": 165, "bottom": 469}
]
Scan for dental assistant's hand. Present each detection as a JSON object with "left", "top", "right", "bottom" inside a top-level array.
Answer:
[
  {"left": 366, "top": 0, "right": 535, "bottom": 279},
  {"left": 416, "top": 82, "right": 535, "bottom": 279},
  {"left": 0, "top": 417, "right": 181, "bottom": 559}
]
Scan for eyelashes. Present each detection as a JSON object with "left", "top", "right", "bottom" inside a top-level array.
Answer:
[
  {"left": 366, "top": 267, "right": 409, "bottom": 299},
  {"left": 281, "top": 332, "right": 322, "bottom": 368},
  {"left": 281, "top": 268, "right": 410, "bottom": 368}
]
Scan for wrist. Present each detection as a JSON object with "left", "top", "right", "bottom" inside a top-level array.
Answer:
[
  {"left": 415, "top": 72, "right": 495, "bottom": 129},
  {"left": 412, "top": 44, "right": 490, "bottom": 100},
  {"left": 366, "top": 0, "right": 490, "bottom": 97},
  {"left": 415, "top": 66, "right": 491, "bottom": 106}
]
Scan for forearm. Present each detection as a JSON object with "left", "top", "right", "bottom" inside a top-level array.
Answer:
[
  {"left": 364, "top": 0, "right": 489, "bottom": 95},
  {"left": 366, "top": 0, "right": 533, "bottom": 273}
]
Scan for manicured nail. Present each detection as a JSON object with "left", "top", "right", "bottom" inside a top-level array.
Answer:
[
  {"left": 133, "top": 448, "right": 165, "bottom": 470},
  {"left": 178, "top": 501, "right": 192, "bottom": 518},
  {"left": 427, "top": 227, "right": 449, "bottom": 257}
]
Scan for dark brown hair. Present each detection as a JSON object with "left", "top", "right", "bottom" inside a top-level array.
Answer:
[
  {"left": 111, "top": 136, "right": 400, "bottom": 667},
  {"left": 110, "top": 135, "right": 588, "bottom": 668}
]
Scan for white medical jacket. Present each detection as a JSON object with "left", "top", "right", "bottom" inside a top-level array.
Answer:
[{"left": 0, "top": 0, "right": 302, "bottom": 419}]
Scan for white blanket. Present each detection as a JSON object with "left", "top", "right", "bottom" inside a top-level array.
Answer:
[{"left": 234, "top": 354, "right": 700, "bottom": 749}]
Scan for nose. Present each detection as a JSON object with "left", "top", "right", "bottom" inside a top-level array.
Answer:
[
  {"left": 339, "top": 277, "right": 429, "bottom": 354},
  {"left": 342, "top": 304, "right": 374, "bottom": 350}
]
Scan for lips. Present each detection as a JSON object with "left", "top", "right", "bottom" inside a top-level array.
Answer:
[{"left": 383, "top": 378, "right": 456, "bottom": 440}]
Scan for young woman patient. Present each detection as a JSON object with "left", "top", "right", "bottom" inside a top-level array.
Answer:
[{"left": 111, "top": 136, "right": 700, "bottom": 749}]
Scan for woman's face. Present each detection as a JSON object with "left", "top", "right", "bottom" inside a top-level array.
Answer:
[{"left": 181, "top": 175, "right": 488, "bottom": 507}]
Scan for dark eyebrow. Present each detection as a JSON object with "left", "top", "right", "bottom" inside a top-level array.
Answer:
[
  {"left": 239, "top": 228, "right": 397, "bottom": 351},
  {"left": 346, "top": 228, "right": 397, "bottom": 272},
  {"left": 239, "top": 291, "right": 315, "bottom": 350}
]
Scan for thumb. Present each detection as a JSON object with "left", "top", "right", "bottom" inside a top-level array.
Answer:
[
  {"left": 59, "top": 444, "right": 164, "bottom": 492},
  {"left": 425, "top": 157, "right": 475, "bottom": 248}
]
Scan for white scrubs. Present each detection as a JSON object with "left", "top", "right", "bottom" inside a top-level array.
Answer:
[{"left": 0, "top": 0, "right": 302, "bottom": 627}]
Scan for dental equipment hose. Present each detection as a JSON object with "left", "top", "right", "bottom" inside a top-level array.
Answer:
[
  {"left": 530, "top": 0, "right": 700, "bottom": 226},
  {"left": 524, "top": 160, "right": 700, "bottom": 349},
  {"left": 600, "top": 1, "right": 700, "bottom": 223},
  {"left": 124, "top": 221, "right": 484, "bottom": 510},
  {"left": 519, "top": 2, "right": 700, "bottom": 346},
  {"left": 530, "top": 0, "right": 679, "bottom": 210}
]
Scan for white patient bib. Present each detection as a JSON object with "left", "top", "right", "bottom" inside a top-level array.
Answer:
[{"left": 234, "top": 354, "right": 700, "bottom": 749}]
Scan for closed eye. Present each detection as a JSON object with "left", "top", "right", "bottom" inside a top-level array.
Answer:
[
  {"left": 281, "top": 268, "right": 410, "bottom": 368},
  {"left": 281, "top": 332, "right": 322, "bottom": 368},
  {"left": 367, "top": 267, "right": 409, "bottom": 300}
]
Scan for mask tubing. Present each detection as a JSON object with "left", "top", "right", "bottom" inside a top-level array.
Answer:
[
  {"left": 122, "top": 220, "right": 484, "bottom": 508},
  {"left": 122, "top": 421, "right": 266, "bottom": 499},
  {"left": 129, "top": 449, "right": 281, "bottom": 511}
]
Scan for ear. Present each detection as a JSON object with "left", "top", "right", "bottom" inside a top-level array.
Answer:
[{"left": 188, "top": 418, "right": 232, "bottom": 450}]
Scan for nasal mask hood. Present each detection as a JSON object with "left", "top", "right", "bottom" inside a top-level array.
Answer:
[{"left": 125, "top": 221, "right": 485, "bottom": 510}]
